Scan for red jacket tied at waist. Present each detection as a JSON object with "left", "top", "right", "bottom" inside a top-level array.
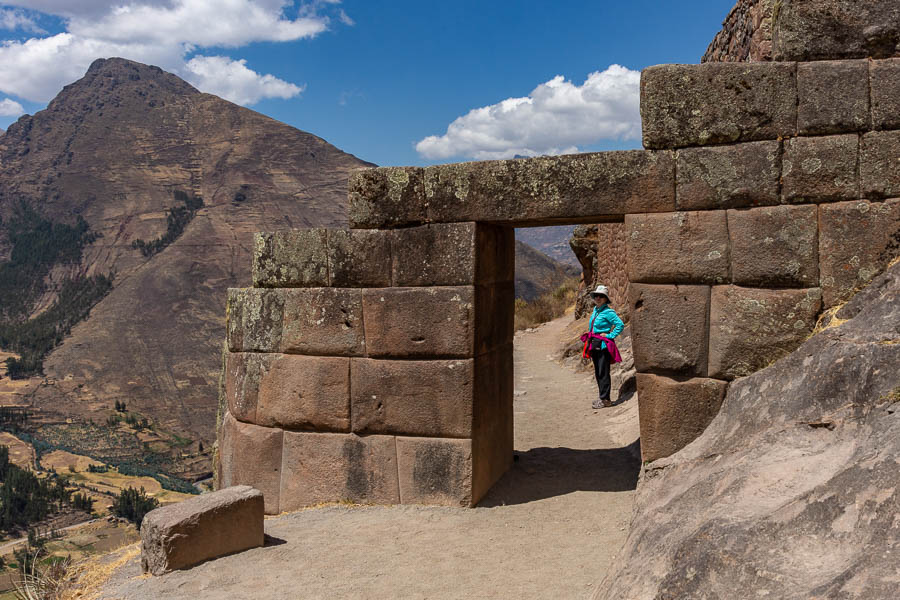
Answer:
[{"left": 579, "top": 333, "right": 622, "bottom": 362}]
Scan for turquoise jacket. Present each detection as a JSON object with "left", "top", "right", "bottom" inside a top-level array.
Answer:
[{"left": 589, "top": 304, "right": 624, "bottom": 351}]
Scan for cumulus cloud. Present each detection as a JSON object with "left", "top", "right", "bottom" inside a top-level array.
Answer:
[
  {"left": 0, "top": 1, "right": 349, "bottom": 105},
  {"left": 185, "top": 55, "right": 303, "bottom": 105},
  {"left": 416, "top": 65, "right": 641, "bottom": 161},
  {"left": 0, "top": 97, "right": 24, "bottom": 116}
]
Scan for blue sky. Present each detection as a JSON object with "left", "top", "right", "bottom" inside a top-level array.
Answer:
[{"left": 0, "top": 1, "right": 734, "bottom": 167}]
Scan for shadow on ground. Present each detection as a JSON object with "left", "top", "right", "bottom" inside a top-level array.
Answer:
[{"left": 478, "top": 439, "right": 641, "bottom": 507}]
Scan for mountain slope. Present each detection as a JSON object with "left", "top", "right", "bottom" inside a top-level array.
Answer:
[{"left": 0, "top": 58, "right": 372, "bottom": 474}]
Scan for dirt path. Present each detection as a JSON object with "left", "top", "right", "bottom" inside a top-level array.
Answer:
[{"left": 101, "top": 315, "right": 640, "bottom": 600}]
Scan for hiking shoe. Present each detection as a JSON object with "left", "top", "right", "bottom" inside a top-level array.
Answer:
[
  {"left": 601, "top": 398, "right": 614, "bottom": 408},
  {"left": 591, "top": 399, "right": 604, "bottom": 410}
]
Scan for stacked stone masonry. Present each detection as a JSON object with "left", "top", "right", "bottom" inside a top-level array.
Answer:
[{"left": 219, "top": 57, "right": 900, "bottom": 508}]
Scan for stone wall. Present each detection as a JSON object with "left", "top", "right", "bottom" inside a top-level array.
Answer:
[
  {"left": 570, "top": 223, "right": 629, "bottom": 320},
  {"left": 219, "top": 57, "right": 900, "bottom": 512},
  {"left": 702, "top": 0, "right": 775, "bottom": 63}
]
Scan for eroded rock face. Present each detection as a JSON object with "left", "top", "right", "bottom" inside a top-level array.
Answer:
[{"left": 596, "top": 263, "right": 900, "bottom": 600}]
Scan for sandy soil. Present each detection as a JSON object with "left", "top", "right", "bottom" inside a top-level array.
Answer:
[{"left": 100, "top": 315, "right": 640, "bottom": 600}]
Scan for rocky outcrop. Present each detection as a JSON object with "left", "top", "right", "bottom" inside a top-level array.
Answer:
[
  {"left": 141, "top": 485, "right": 264, "bottom": 575},
  {"left": 704, "top": 0, "right": 900, "bottom": 63},
  {"left": 596, "top": 261, "right": 900, "bottom": 599}
]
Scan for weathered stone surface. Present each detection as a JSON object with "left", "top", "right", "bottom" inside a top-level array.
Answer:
[
  {"left": 423, "top": 151, "right": 675, "bottom": 226},
  {"left": 708, "top": 286, "right": 822, "bottom": 380},
  {"left": 625, "top": 211, "right": 730, "bottom": 284},
  {"left": 636, "top": 374, "right": 727, "bottom": 462},
  {"left": 728, "top": 205, "right": 818, "bottom": 287},
  {"left": 218, "top": 412, "right": 282, "bottom": 514},
  {"left": 472, "top": 346, "right": 514, "bottom": 503},
  {"left": 326, "top": 229, "right": 391, "bottom": 287},
  {"left": 676, "top": 141, "right": 779, "bottom": 210},
  {"left": 361, "top": 287, "right": 474, "bottom": 358},
  {"left": 772, "top": 0, "right": 900, "bottom": 61},
  {"left": 391, "top": 223, "right": 477, "bottom": 286},
  {"left": 475, "top": 223, "right": 515, "bottom": 285},
  {"left": 350, "top": 358, "right": 474, "bottom": 438},
  {"left": 279, "top": 432, "right": 399, "bottom": 511},
  {"left": 141, "top": 485, "right": 264, "bottom": 575},
  {"left": 228, "top": 288, "right": 364, "bottom": 356},
  {"left": 571, "top": 222, "right": 630, "bottom": 320},
  {"left": 599, "top": 264, "right": 900, "bottom": 600},
  {"left": 641, "top": 63, "right": 796, "bottom": 149},
  {"left": 870, "top": 58, "right": 900, "bottom": 130},
  {"left": 225, "top": 352, "right": 260, "bottom": 423},
  {"left": 396, "top": 437, "right": 473, "bottom": 506},
  {"left": 474, "top": 282, "right": 515, "bottom": 356},
  {"left": 250, "top": 354, "right": 350, "bottom": 431},
  {"left": 702, "top": 0, "right": 775, "bottom": 63},
  {"left": 797, "top": 60, "right": 869, "bottom": 135},
  {"left": 252, "top": 230, "right": 328, "bottom": 288},
  {"left": 281, "top": 288, "right": 364, "bottom": 356},
  {"left": 226, "top": 288, "right": 284, "bottom": 353},
  {"left": 860, "top": 130, "right": 900, "bottom": 199},
  {"left": 782, "top": 134, "right": 859, "bottom": 203},
  {"left": 628, "top": 284, "right": 710, "bottom": 376},
  {"left": 819, "top": 199, "right": 900, "bottom": 307},
  {"left": 348, "top": 167, "right": 426, "bottom": 229}
]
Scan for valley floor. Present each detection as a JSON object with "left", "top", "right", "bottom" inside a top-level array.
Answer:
[{"left": 99, "top": 315, "right": 640, "bottom": 600}]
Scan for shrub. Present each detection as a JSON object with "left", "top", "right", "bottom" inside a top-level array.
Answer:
[
  {"left": 112, "top": 487, "right": 159, "bottom": 528},
  {"left": 514, "top": 277, "right": 580, "bottom": 331}
]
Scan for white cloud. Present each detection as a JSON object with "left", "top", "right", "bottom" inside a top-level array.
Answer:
[
  {"left": 416, "top": 65, "right": 641, "bottom": 161},
  {"left": 0, "top": 8, "right": 45, "bottom": 33},
  {"left": 0, "top": 1, "right": 351, "bottom": 104},
  {"left": 0, "top": 97, "right": 24, "bottom": 116},
  {"left": 185, "top": 55, "right": 303, "bottom": 105}
]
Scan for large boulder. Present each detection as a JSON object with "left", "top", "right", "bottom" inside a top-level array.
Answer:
[{"left": 596, "top": 262, "right": 900, "bottom": 599}]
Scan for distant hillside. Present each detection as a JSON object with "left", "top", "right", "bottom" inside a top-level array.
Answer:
[
  {"left": 516, "top": 225, "right": 580, "bottom": 268},
  {"left": 0, "top": 58, "right": 373, "bottom": 480},
  {"left": 515, "top": 240, "right": 579, "bottom": 301}
]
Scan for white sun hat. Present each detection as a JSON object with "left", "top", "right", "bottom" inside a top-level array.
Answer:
[{"left": 589, "top": 285, "right": 610, "bottom": 298}]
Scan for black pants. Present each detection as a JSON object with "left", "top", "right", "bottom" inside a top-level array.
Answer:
[{"left": 590, "top": 346, "right": 611, "bottom": 401}]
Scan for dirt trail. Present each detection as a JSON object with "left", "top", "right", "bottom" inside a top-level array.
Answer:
[{"left": 101, "top": 315, "right": 640, "bottom": 600}]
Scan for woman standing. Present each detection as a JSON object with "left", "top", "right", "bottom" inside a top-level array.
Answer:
[{"left": 585, "top": 285, "right": 624, "bottom": 409}]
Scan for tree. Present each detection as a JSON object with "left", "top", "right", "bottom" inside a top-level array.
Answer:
[{"left": 112, "top": 487, "right": 158, "bottom": 528}]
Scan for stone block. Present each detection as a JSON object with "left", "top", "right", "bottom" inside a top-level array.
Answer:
[
  {"left": 728, "top": 205, "right": 819, "bottom": 287},
  {"left": 218, "top": 412, "right": 283, "bottom": 514},
  {"left": 423, "top": 151, "right": 675, "bottom": 226},
  {"left": 819, "top": 199, "right": 900, "bottom": 307},
  {"left": 860, "top": 131, "right": 900, "bottom": 199},
  {"left": 226, "top": 288, "right": 284, "bottom": 353},
  {"left": 641, "top": 63, "right": 797, "bottom": 149},
  {"left": 772, "top": 1, "right": 900, "bottom": 61},
  {"left": 636, "top": 374, "right": 727, "bottom": 462},
  {"left": 361, "top": 287, "right": 474, "bottom": 358},
  {"left": 350, "top": 358, "right": 474, "bottom": 438},
  {"left": 225, "top": 352, "right": 260, "bottom": 423},
  {"left": 252, "top": 230, "right": 328, "bottom": 288},
  {"left": 281, "top": 288, "right": 365, "bottom": 356},
  {"left": 475, "top": 223, "right": 515, "bottom": 285},
  {"left": 708, "top": 286, "right": 822, "bottom": 380},
  {"left": 141, "top": 485, "right": 263, "bottom": 575},
  {"left": 625, "top": 211, "right": 730, "bottom": 284},
  {"left": 391, "top": 223, "right": 477, "bottom": 286},
  {"left": 871, "top": 59, "right": 900, "bottom": 130},
  {"left": 396, "top": 437, "right": 473, "bottom": 507},
  {"left": 326, "top": 229, "right": 391, "bottom": 287},
  {"left": 628, "top": 284, "right": 710, "bottom": 376},
  {"left": 782, "top": 134, "right": 859, "bottom": 203},
  {"left": 676, "top": 141, "right": 779, "bottom": 210},
  {"left": 348, "top": 166, "right": 426, "bottom": 229},
  {"left": 279, "top": 432, "right": 399, "bottom": 511},
  {"left": 248, "top": 354, "right": 350, "bottom": 431},
  {"left": 797, "top": 60, "right": 869, "bottom": 135},
  {"left": 474, "top": 282, "right": 515, "bottom": 356},
  {"left": 472, "top": 346, "right": 514, "bottom": 502}
]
